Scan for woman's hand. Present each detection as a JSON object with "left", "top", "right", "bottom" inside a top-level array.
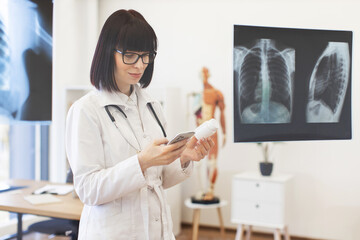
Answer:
[
  {"left": 180, "top": 136, "right": 214, "bottom": 165},
  {"left": 138, "top": 138, "right": 188, "bottom": 172}
]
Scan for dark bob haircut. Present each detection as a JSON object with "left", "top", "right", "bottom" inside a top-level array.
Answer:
[{"left": 90, "top": 9, "right": 157, "bottom": 91}]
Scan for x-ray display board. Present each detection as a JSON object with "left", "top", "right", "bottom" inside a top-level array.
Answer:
[
  {"left": 233, "top": 25, "right": 352, "bottom": 142},
  {"left": 0, "top": 0, "right": 53, "bottom": 123}
]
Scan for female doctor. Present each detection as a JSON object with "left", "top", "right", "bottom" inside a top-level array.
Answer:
[{"left": 65, "top": 9, "right": 214, "bottom": 240}]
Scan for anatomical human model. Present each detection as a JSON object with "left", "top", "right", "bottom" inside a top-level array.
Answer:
[{"left": 192, "top": 67, "right": 226, "bottom": 203}]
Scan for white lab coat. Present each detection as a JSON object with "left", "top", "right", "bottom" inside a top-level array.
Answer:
[{"left": 65, "top": 84, "right": 193, "bottom": 240}]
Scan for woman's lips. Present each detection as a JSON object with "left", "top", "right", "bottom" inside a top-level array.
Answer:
[{"left": 129, "top": 73, "right": 142, "bottom": 78}]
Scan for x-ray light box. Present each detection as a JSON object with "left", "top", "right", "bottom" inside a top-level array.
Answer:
[{"left": 233, "top": 25, "right": 352, "bottom": 142}]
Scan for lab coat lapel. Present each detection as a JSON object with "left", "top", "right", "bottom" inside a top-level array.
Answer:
[
  {"left": 98, "top": 89, "right": 142, "bottom": 152},
  {"left": 135, "top": 85, "right": 156, "bottom": 129},
  {"left": 111, "top": 109, "right": 141, "bottom": 152}
]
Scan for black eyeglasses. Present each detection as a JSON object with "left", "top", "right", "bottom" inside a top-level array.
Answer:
[{"left": 115, "top": 49, "right": 156, "bottom": 65}]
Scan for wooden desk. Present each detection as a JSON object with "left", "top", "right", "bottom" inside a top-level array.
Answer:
[{"left": 0, "top": 179, "right": 83, "bottom": 240}]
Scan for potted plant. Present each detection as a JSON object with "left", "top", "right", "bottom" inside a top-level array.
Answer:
[{"left": 257, "top": 142, "right": 274, "bottom": 176}]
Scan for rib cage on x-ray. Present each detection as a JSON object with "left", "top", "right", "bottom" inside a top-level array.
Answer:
[
  {"left": 306, "top": 42, "right": 350, "bottom": 123},
  {"left": 234, "top": 39, "right": 295, "bottom": 124},
  {"left": 0, "top": 0, "right": 53, "bottom": 122},
  {"left": 0, "top": 16, "right": 16, "bottom": 120},
  {"left": 0, "top": 18, "right": 10, "bottom": 91}
]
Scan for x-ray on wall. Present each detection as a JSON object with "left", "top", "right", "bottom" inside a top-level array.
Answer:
[{"left": 233, "top": 25, "right": 352, "bottom": 142}]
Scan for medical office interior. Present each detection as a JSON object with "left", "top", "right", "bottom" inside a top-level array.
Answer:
[{"left": 0, "top": 0, "right": 360, "bottom": 239}]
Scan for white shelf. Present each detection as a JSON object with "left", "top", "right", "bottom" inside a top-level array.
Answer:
[{"left": 233, "top": 171, "right": 293, "bottom": 183}]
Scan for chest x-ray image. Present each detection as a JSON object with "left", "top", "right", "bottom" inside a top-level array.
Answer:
[
  {"left": 0, "top": 16, "right": 13, "bottom": 121},
  {"left": 306, "top": 42, "right": 350, "bottom": 123},
  {"left": 234, "top": 39, "right": 295, "bottom": 124},
  {"left": 0, "top": 0, "right": 52, "bottom": 123},
  {"left": 233, "top": 25, "right": 352, "bottom": 142}
]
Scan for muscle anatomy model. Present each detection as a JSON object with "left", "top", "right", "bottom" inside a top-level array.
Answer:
[{"left": 192, "top": 67, "right": 226, "bottom": 202}]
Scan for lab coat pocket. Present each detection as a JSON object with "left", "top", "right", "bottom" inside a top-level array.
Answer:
[
  {"left": 96, "top": 200, "right": 118, "bottom": 218},
  {"left": 114, "top": 197, "right": 122, "bottom": 213},
  {"left": 94, "top": 200, "right": 123, "bottom": 229}
]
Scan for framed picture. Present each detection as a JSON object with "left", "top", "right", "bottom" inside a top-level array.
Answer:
[
  {"left": 0, "top": 0, "right": 53, "bottom": 123},
  {"left": 233, "top": 25, "right": 352, "bottom": 142}
]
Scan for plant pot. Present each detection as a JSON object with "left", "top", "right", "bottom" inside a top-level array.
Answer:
[{"left": 259, "top": 162, "right": 273, "bottom": 176}]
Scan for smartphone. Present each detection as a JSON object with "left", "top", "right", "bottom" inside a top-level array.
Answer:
[{"left": 167, "top": 131, "right": 195, "bottom": 145}]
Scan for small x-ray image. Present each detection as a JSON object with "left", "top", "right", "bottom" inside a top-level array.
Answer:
[
  {"left": 233, "top": 25, "right": 352, "bottom": 142},
  {"left": 0, "top": 0, "right": 53, "bottom": 123},
  {"left": 306, "top": 42, "right": 350, "bottom": 123}
]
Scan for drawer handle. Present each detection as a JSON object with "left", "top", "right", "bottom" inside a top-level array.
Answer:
[
  {"left": 256, "top": 183, "right": 260, "bottom": 188},
  {"left": 255, "top": 204, "right": 260, "bottom": 209}
]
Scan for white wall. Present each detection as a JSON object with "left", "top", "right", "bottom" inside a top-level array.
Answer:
[
  {"left": 51, "top": 0, "right": 98, "bottom": 181},
  {"left": 52, "top": 0, "right": 360, "bottom": 239}
]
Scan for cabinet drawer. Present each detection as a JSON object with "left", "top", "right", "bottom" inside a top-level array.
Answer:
[
  {"left": 231, "top": 200, "right": 284, "bottom": 225},
  {"left": 232, "top": 179, "right": 284, "bottom": 203}
]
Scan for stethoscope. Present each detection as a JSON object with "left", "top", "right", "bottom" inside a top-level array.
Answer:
[{"left": 104, "top": 102, "right": 167, "bottom": 138}]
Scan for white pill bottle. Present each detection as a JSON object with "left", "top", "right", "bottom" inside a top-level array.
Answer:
[{"left": 194, "top": 118, "right": 219, "bottom": 139}]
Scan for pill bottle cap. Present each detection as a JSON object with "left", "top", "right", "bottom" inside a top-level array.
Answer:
[
  {"left": 207, "top": 119, "right": 219, "bottom": 130},
  {"left": 194, "top": 118, "right": 219, "bottom": 139}
]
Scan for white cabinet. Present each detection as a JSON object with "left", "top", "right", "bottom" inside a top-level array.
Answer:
[{"left": 231, "top": 172, "right": 292, "bottom": 240}]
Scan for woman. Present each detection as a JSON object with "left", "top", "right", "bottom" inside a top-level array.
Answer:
[{"left": 65, "top": 9, "right": 214, "bottom": 240}]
